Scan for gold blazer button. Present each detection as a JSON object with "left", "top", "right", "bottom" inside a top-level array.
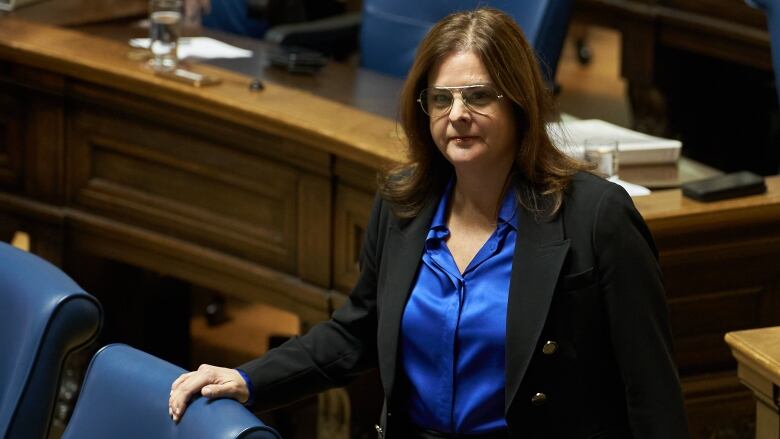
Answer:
[{"left": 531, "top": 392, "right": 548, "bottom": 406}]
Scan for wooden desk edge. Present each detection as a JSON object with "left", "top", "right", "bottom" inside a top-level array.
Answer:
[
  {"left": 636, "top": 176, "right": 780, "bottom": 231},
  {"left": 725, "top": 328, "right": 780, "bottom": 387}
]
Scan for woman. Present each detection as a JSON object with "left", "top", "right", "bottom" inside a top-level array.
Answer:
[{"left": 169, "top": 8, "right": 689, "bottom": 438}]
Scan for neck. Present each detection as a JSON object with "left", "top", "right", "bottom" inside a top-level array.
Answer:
[{"left": 450, "top": 161, "right": 513, "bottom": 225}]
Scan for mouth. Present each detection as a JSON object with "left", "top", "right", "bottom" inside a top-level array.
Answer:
[{"left": 449, "top": 136, "right": 480, "bottom": 143}]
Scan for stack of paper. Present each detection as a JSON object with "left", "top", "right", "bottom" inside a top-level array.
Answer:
[
  {"left": 608, "top": 176, "right": 651, "bottom": 197},
  {"left": 548, "top": 119, "right": 681, "bottom": 165},
  {"left": 129, "top": 37, "right": 253, "bottom": 60}
]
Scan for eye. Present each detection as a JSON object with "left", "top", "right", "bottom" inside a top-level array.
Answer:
[
  {"left": 465, "top": 88, "right": 494, "bottom": 106},
  {"left": 429, "top": 91, "right": 453, "bottom": 108}
]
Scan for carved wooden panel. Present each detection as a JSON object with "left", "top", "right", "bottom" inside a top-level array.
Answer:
[
  {"left": 669, "top": 285, "right": 769, "bottom": 374},
  {"left": 0, "top": 65, "right": 67, "bottom": 202},
  {"left": 297, "top": 174, "right": 333, "bottom": 287},
  {"left": 682, "top": 372, "right": 755, "bottom": 439},
  {"left": 658, "top": 225, "right": 780, "bottom": 375},
  {"left": 333, "top": 183, "right": 373, "bottom": 293},
  {"left": 0, "top": 85, "right": 23, "bottom": 190},
  {"left": 66, "top": 95, "right": 319, "bottom": 275},
  {"left": 23, "top": 95, "right": 66, "bottom": 203}
]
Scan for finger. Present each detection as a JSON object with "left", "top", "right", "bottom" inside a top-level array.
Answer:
[
  {"left": 201, "top": 383, "right": 232, "bottom": 398},
  {"left": 171, "top": 371, "right": 195, "bottom": 391},
  {"left": 202, "top": 379, "right": 249, "bottom": 403},
  {"left": 169, "top": 371, "right": 196, "bottom": 413},
  {"left": 170, "top": 371, "right": 215, "bottom": 421}
]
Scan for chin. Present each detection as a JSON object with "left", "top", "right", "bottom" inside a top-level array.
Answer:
[
  {"left": 445, "top": 155, "right": 491, "bottom": 170},
  {"left": 443, "top": 144, "right": 486, "bottom": 163}
]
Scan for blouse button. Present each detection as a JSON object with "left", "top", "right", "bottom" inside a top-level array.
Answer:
[
  {"left": 542, "top": 340, "right": 558, "bottom": 355},
  {"left": 531, "top": 392, "right": 548, "bottom": 406}
]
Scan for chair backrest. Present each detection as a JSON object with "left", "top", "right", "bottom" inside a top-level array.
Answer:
[
  {"left": 61, "top": 344, "right": 281, "bottom": 439},
  {"left": 359, "top": 0, "right": 573, "bottom": 80},
  {"left": 202, "top": 0, "right": 269, "bottom": 38},
  {"left": 747, "top": 0, "right": 780, "bottom": 102},
  {"left": 0, "top": 241, "right": 102, "bottom": 439}
]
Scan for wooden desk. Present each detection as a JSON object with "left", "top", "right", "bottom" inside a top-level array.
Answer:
[
  {"left": 1, "top": 0, "right": 147, "bottom": 26},
  {"left": 726, "top": 327, "right": 780, "bottom": 439},
  {"left": 0, "top": 18, "right": 779, "bottom": 438}
]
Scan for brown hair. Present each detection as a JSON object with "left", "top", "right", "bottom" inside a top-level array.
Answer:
[{"left": 379, "top": 7, "right": 587, "bottom": 218}]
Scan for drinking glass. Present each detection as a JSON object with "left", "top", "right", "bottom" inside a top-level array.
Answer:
[
  {"left": 584, "top": 138, "right": 619, "bottom": 179},
  {"left": 149, "top": 0, "right": 183, "bottom": 71}
]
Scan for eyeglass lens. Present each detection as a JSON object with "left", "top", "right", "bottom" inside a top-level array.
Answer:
[{"left": 419, "top": 85, "right": 501, "bottom": 116}]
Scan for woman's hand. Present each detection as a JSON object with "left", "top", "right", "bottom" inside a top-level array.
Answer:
[{"left": 168, "top": 364, "right": 249, "bottom": 422}]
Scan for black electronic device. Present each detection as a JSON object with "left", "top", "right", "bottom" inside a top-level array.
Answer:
[
  {"left": 268, "top": 46, "right": 328, "bottom": 74},
  {"left": 681, "top": 171, "right": 767, "bottom": 202}
]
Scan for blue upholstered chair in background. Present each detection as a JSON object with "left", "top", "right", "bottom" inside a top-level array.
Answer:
[
  {"left": 0, "top": 241, "right": 102, "bottom": 439},
  {"left": 360, "top": 0, "right": 573, "bottom": 80},
  {"left": 203, "top": 0, "right": 269, "bottom": 38},
  {"left": 746, "top": 0, "right": 780, "bottom": 173},
  {"left": 61, "top": 344, "right": 281, "bottom": 439},
  {"left": 748, "top": 0, "right": 780, "bottom": 102},
  {"left": 265, "top": 1, "right": 573, "bottom": 81}
]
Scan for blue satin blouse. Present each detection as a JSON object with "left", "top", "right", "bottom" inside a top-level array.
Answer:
[{"left": 400, "top": 181, "right": 518, "bottom": 434}]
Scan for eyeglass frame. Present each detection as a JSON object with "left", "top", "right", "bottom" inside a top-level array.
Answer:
[{"left": 416, "top": 84, "right": 505, "bottom": 117}]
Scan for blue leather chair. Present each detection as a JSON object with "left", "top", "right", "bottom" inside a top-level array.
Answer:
[
  {"left": 360, "top": 0, "right": 573, "bottom": 79},
  {"left": 61, "top": 344, "right": 281, "bottom": 439},
  {"left": 748, "top": 0, "right": 780, "bottom": 100},
  {"left": 203, "top": 0, "right": 269, "bottom": 38},
  {"left": 747, "top": 0, "right": 780, "bottom": 172},
  {"left": 0, "top": 241, "right": 102, "bottom": 439},
  {"left": 265, "top": 1, "right": 573, "bottom": 81}
]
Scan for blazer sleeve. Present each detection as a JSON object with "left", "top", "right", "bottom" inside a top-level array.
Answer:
[
  {"left": 238, "top": 194, "right": 387, "bottom": 411},
  {"left": 594, "top": 184, "right": 690, "bottom": 438}
]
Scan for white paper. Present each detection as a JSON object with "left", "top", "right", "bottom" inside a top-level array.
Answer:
[
  {"left": 608, "top": 176, "right": 651, "bottom": 197},
  {"left": 129, "top": 37, "right": 253, "bottom": 60},
  {"left": 548, "top": 119, "right": 682, "bottom": 165}
]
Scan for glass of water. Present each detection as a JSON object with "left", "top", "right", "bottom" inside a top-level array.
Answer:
[
  {"left": 584, "top": 138, "right": 619, "bottom": 179},
  {"left": 149, "top": 0, "right": 183, "bottom": 71}
]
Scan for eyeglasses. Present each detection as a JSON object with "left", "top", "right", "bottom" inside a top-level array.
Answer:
[{"left": 417, "top": 84, "right": 504, "bottom": 117}]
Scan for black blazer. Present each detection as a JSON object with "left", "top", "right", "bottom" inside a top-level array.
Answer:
[{"left": 241, "top": 172, "right": 690, "bottom": 438}]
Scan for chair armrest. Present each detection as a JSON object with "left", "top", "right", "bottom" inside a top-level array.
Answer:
[
  {"left": 264, "top": 12, "right": 361, "bottom": 59},
  {"left": 745, "top": 0, "right": 768, "bottom": 9}
]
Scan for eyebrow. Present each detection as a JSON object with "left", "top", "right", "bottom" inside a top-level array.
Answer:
[{"left": 429, "top": 83, "right": 495, "bottom": 89}]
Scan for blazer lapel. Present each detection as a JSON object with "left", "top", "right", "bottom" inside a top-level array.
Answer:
[
  {"left": 377, "top": 198, "right": 437, "bottom": 401},
  {"left": 505, "top": 205, "right": 570, "bottom": 412}
]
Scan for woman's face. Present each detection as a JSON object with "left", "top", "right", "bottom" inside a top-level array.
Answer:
[{"left": 426, "top": 50, "right": 517, "bottom": 174}]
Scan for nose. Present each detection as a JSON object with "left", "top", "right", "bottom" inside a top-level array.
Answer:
[{"left": 448, "top": 94, "right": 471, "bottom": 122}]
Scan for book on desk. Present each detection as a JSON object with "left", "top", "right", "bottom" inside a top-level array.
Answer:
[{"left": 549, "top": 119, "right": 682, "bottom": 165}]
